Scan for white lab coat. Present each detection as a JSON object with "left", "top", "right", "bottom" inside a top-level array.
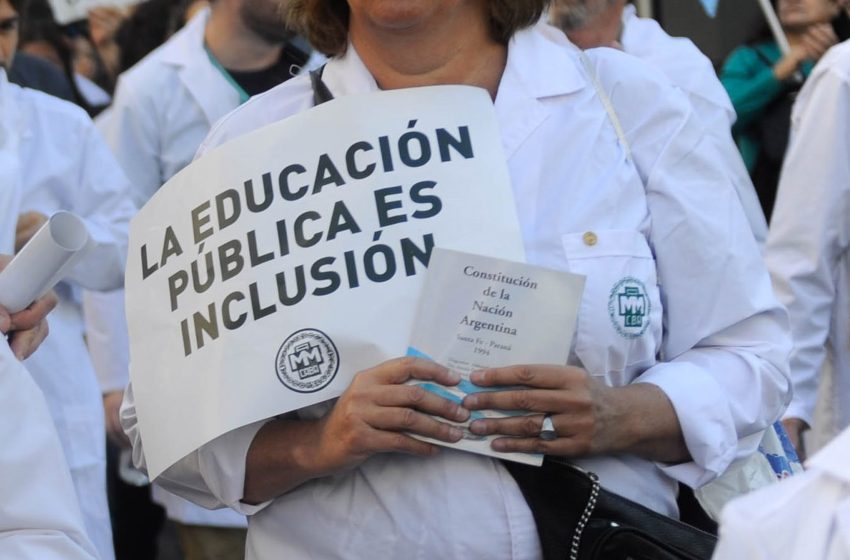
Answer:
[
  {"left": 620, "top": 5, "right": 768, "bottom": 248},
  {"left": 713, "top": 427, "right": 850, "bottom": 560},
  {"left": 100, "top": 9, "right": 239, "bottom": 209},
  {"left": 765, "top": 40, "right": 850, "bottom": 432},
  {"left": 14, "top": 82, "right": 135, "bottom": 560},
  {"left": 122, "top": 24, "right": 791, "bottom": 560},
  {"left": 0, "top": 342, "right": 100, "bottom": 560}
]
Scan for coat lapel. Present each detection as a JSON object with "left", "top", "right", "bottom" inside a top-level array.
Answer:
[
  {"left": 159, "top": 8, "right": 241, "bottom": 126},
  {"left": 494, "top": 24, "right": 586, "bottom": 160}
]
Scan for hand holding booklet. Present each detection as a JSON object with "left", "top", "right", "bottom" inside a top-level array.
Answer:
[{"left": 406, "top": 248, "right": 585, "bottom": 466}]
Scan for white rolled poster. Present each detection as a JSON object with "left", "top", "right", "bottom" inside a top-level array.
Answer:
[{"left": 0, "top": 211, "right": 89, "bottom": 313}]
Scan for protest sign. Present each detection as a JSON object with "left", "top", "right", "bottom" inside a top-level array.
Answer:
[{"left": 126, "top": 86, "right": 526, "bottom": 478}]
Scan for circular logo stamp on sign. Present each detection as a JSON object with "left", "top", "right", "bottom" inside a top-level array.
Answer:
[
  {"left": 608, "top": 277, "right": 651, "bottom": 339},
  {"left": 275, "top": 328, "right": 339, "bottom": 393}
]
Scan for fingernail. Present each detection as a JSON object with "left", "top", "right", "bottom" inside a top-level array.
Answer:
[
  {"left": 449, "top": 427, "right": 464, "bottom": 441},
  {"left": 464, "top": 394, "right": 479, "bottom": 408},
  {"left": 447, "top": 370, "right": 461, "bottom": 383},
  {"left": 469, "top": 420, "right": 487, "bottom": 435},
  {"left": 455, "top": 406, "right": 470, "bottom": 422},
  {"left": 491, "top": 439, "right": 507, "bottom": 451},
  {"left": 470, "top": 370, "right": 486, "bottom": 384}
]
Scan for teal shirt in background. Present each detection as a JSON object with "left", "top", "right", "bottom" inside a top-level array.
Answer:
[{"left": 720, "top": 42, "right": 814, "bottom": 172}]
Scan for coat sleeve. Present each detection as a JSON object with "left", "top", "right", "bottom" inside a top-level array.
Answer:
[
  {"left": 98, "top": 73, "right": 165, "bottom": 211},
  {"left": 764, "top": 61, "right": 850, "bottom": 426},
  {"left": 120, "top": 382, "right": 271, "bottom": 515},
  {"left": 594, "top": 50, "right": 792, "bottom": 487},
  {"left": 83, "top": 289, "right": 130, "bottom": 393},
  {"left": 63, "top": 117, "right": 136, "bottom": 291}
]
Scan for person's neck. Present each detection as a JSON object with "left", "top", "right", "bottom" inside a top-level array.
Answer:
[
  {"left": 205, "top": 8, "right": 281, "bottom": 71},
  {"left": 349, "top": 7, "right": 507, "bottom": 100}
]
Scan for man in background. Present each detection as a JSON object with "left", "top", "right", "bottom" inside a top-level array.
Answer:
[{"left": 548, "top": 0, "right": 769, "bottom": 248}]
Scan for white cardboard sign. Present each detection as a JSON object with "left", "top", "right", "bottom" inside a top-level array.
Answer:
[{"left": 126, "top": 86, "right": 526, "bottom": 478}]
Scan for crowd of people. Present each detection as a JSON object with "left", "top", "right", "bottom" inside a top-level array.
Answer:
[{"left": 2, "top": 0, "right": 850, "bottom": 558}]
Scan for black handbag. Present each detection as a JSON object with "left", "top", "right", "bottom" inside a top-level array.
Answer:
[{"left": 503, "top": 458, "right": 717, "bottom": 560}]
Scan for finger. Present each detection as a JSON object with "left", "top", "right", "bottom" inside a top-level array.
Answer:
[
  {"left": 809, "top": 27, "right": 838, "bottom": 47},
  {"left": 10, "top": 292, "right": 58, "bottom": 331},
  {"left": 490, "top": 436, "right": 586, "bottom": 456},
  {"left": 374, "top": 384, "right": 470, "bottom": 422},
  {"left": 365, "top": 356, "right": 459, "bottom": 387},
  {"left": 369, "top": 407, "right": 464, "bottom": 443},
  {"left": 14, "top": 228, "right": 39, "bottom": 252},
  {"left": 491, "top": 433, "right": 595, "bottom": 456},
  {"left": 470, "top": 412, "right": 593, "bottom": 438},
  {"left": 469, "top": 365, "right": 576, "bottom": 390},
  {"left": 9, "top": 320, "right": 49, "bottom": 360},
  {"left": 369, "top": 430, "right": 441, "bottom": 457},
  {"left": 469, "top": 414, "right": 546, "bottom": 437},
  {"left": 464, "top": 388, "right": 576, "bottom": 413}
]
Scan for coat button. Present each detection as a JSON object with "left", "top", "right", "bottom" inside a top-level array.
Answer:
[{"left": 583, "top": 231, "right": 598, "bottom": 246}]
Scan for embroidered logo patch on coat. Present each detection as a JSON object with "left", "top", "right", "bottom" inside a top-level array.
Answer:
[{"left": 608, "top": 277, "right": 650, "bottom": 338}]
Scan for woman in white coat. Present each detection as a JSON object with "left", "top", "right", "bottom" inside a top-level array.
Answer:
[{"left": 123, "top": 1, "right": 791, "bottom": 558}]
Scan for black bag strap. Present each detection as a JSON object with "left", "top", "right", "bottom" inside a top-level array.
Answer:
[{"left": 309, "top": 65, "right": 335, "bottom": 106}]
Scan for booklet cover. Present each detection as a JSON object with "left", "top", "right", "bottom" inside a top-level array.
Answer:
[{"left": 407, "top": 248, "right": 585, "bottom": 465}]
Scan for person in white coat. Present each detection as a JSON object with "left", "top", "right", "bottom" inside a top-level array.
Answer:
[
  {"left": 2, "top": 2, "right": 135, "bottom": 557},
  {"left": 548, "top": 0, "right": 769, "bottom": 248},
  {"left": 765, "top": 38, "right": 850, "bottom": 458},
  {"left": 92, "top": 0, "right": 320, "bottom": 554},
  {"left": 712, "top": 426, "right": 850, "bottom": 559},
  {"left": 121, "top": 2, "right": 791, "bottom": 558},
  {"left": 0, "top": 70, "right": 95, "bottom": 560},
  {"left": 12, "top": 85, "right": 133, "bottom": 559}
]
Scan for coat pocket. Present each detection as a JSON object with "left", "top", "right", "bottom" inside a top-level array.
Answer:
[{"left": 561, "top": 230, "right": 662, "bottom": 386}]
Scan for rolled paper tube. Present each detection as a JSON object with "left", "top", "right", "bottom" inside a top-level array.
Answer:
[{"left": 0, "top": 211, "right": 89, "bottom": 313}]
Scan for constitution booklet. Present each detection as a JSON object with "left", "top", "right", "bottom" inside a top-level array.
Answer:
[{"left": 407, "top": 248, "right": 585, "bottom": 465}]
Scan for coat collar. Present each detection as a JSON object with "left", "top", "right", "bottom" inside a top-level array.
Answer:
[
  {"left": 323, "top": 24, "right": 586, "bottom": 158},
  {"left": 158, "top": 7, "right": 240, "bottom": 125},
  {"left": 494, "top": 23, "right": 586, "bottom": 157}
]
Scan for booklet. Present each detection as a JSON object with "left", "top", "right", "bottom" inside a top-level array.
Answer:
[{"left": 406, "top": 248, "right": 585, "bottom": 466}]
